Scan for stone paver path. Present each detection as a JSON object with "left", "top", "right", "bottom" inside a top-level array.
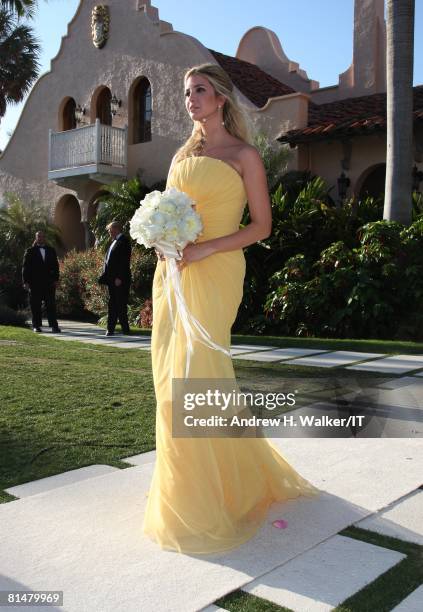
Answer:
[
  {"left": 347, "top": 354, "right": 423, "bottom": 375},
  {"left": 290, "top": 350, "right": 385, "bottom": 368},
  {"left": 356, "top": 489, "right": 423, "bottom": 545},
  {"left": 242, "top": 534, "right": 405, "bottom": 612},
  {"left": 392, "top": 585, "right": 423, "bottom": 612}
]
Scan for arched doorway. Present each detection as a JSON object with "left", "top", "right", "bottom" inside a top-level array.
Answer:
[
  {"left": 54, "top": 195, "right": 85, "bottom": 253},
  {"left": 59, "top": 97, "right": 77, "bottom": 131},
  {"left": 129, "top": 76, "right": 152, "bottom": 144},
  {"left": 357, "top": 164, "right": 386, "bottom": 200},
  {"left": 94, "top": 87, "right": 112, "bottom": 126}
]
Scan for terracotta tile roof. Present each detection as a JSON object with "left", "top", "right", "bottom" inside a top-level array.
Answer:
[
  {"left": 208, "top": 49, "right": 295, "bottom": 108},
  {"left": 279, "top": 85, "right": 423, "bottom": 144}
]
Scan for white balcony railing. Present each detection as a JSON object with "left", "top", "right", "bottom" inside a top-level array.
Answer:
[{"left": 48, "top": 119, "right": 127, "bottom": 181}]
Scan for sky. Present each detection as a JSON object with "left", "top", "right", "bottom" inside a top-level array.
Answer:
[{"left": 1, "top": 0, "right": 422, "bottom": 151}]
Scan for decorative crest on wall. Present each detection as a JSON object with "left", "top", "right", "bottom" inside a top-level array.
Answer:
[{"left": 91, "top": 5, "right": 110, "bottom": 49}]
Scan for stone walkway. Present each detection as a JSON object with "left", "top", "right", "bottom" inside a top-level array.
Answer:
[
  {"left": 1, "top": 441, "right": 422, "bottom": 612},
  {"left": 2, "top": 320, "right": 421, "bottom": 611},
  {"left": 48, "top": 320, "right": 423, "bottom": 375}
]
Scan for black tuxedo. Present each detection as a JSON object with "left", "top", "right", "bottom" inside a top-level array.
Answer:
[
  {"left": 22, "top": 244, "right": 60, "bottom": 329},
  {"left": 99, "top": 234, "right": 132, "bottom": 333}
]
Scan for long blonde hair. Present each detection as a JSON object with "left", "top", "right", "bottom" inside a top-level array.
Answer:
[{"left": 174, "top": 63, "right": 253, "bottom": 163}]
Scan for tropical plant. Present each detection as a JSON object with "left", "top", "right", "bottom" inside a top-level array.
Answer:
[
  {"left": 0, "top": 193, "right": 61, "bottom": 307},
  {"left": 264, "top": 217, "right": 423, "bottom": 340},
  {"left": 0, "top": 192, "right": 61, "bottom": 259},
  {"left": 0, "top": 0, "right": 36, "bottom": 18},
  {"left": 91, "top": 176, "right": 166, "bottom": 248},
  {"left": 253, "top": 132, "right": 291, "bottom": 191},
  {"left": 0, "top": 7, "right": 40, "bottom": 120},
  {"left": 384, "top": 0, "right": 415, "bottom": 225}
]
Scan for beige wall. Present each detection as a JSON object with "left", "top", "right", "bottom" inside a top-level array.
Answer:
[
  {"left": 298, "top": 134, "right": 388, "bottom": 198},
  {"left": 0, "top": 0, "right": 277, "bottom": 214},
  {"left": 1, "top": 0, "right": 418, "bottom": 247}
]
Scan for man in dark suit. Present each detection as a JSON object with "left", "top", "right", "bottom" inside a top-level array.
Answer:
[
  {"left": 22, "top": 230, "right": 61, "bottom": 333},
  {"left": 98, "top": 220, "right": 132, "bottom": 336}
]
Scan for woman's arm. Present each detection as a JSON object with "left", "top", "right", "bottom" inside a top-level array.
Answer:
[{"left": 182, "top": 147, "right": 272, "bottom": 263}]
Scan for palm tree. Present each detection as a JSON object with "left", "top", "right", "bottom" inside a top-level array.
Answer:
[
  {"left": 0, "top": 192, "right": 61, "bottom": 260},
  {"left": 0, "top": 8, "right": 40, "bottom": 120},
  {"left": 0, "top": 0, "right": 36, "bottom": 18},
  {"left": 383, "top": 0, "right": 415, "bottom": 225}
]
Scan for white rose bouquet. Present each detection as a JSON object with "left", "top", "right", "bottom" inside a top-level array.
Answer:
[
  {"left": 129, "top": 186, "right": 230, "bottom": 377},
  {"left": 129, "top": 187, "right": 202, "bottom": 259}
]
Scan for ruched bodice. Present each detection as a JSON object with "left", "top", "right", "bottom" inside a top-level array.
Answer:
[
  {"left": 168, "top": 156, "right": 247, "bottom": 242},
  {"left": 142, "top": 156, "right": 320, "bottom": 555}
]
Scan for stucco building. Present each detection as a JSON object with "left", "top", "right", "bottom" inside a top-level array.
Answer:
[{"left": 0, "top": 0, "right": 421, "bottom": 252}]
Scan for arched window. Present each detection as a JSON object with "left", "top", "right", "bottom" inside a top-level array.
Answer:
[
  {"left": 62, "top": 98, "right": 76, "bottom": 131},
  {"left": 96, "top": 87, "right": 112, "bottom": 125},
  {"left": 132, "top": 77, "right": 152, "bottom": 143}
]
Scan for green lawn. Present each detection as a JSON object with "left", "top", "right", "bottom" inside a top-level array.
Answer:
[
  {"left": 0, "top": 326, "right": 319, "bottom": 501},
  {"left": 1, "top": 323, "right": 397, "bottom": 502},
  {"left": 0, "top": 325, "right": 156, "bottom": 502},
  {"left": 1, "top": 324, "right": 422, "bottom": 611}
]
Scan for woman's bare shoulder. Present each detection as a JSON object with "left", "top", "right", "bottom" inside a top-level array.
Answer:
[{"left": 237, "top": 144, "right": 263, "bottom": 170}]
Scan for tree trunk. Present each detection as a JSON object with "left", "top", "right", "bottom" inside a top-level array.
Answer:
[{"left": 384, "top": 0, "right": 415, "bottom": 225}]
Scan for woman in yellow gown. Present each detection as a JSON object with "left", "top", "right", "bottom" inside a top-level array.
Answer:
[{"left": 143, "top": 64, "right": 319, "bottom": 554}]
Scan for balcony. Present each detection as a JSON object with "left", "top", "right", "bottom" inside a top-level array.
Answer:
[{"left": 48, "top": 119, "right": 127, "bottom": 186}]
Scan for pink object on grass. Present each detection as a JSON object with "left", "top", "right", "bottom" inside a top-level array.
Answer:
[{"left": 272, "top": 519, "right": 288, "bottom": 529}]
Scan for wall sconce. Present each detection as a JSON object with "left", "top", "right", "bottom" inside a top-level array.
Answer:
[
  {"left": 337, "top": 171, "right": 350, "bottom": 203},
  {"left": 75, "top": 104, "right": 86, "bottom": 124},
  {"left": 111, "top": 94, "right": 122, "bottom": 116},
  {"left": 412, "top": 165, "right": 423, "bottom": 192}
]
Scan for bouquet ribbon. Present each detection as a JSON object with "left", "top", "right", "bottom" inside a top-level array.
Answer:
[{"left": 156, "top": 240, "right": 231, "bottom": 378}]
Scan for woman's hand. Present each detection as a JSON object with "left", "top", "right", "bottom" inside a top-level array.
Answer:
[
  {"left": 175, "top": 242, "right": 216, "bottom": 271},
  {"left": 155, "top": 249, "right": 165, "bottom": 262}
]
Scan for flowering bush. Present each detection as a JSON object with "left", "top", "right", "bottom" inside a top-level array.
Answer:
[
  {"left": 56, "top": 246, "right": 156, "bottom": 320},
  {"left": 138, "top": 298, "right": 153, "bottom": 328}
]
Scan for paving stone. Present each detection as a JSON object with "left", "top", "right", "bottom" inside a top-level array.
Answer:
[
  {"left": 242, "top": 534, "right": 405, "bottom": 612},
  {"left": 2, "top": 439, "right": 423, "bottom": 611},
  {"left": 200, "top": 606, "right": 228, "bottom": 612},
  {"left": 392, "top": 585, "right": 423, "bottom": 611},
  {"left": 106, "top": 341, "right": 151, "bottom": 349},
  {"left": 0, "top": 466, "right": 343, "bottom": 612},
  {"left": 5, "top": 465, "right": 120, "bottom": 498},
  {"left": 347, "top": 355, "right": 423, "bottom": 375},
  {"left": 356, "top": 490, "right": 423, "bottom": 545},
  {"left": 232, "top": 344, "right": 278, "bottom": 351},
  {"left": 291, "top": 351, "right": 384, "bottom": 368},
  {"left": 230, "top": 345, "right": 278, "bottom": 355},
  {"left": 234, "top": 348, "right": 326, "bottom": 362}
]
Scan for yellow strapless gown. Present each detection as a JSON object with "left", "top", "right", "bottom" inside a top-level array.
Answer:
[{"left": 142, "top": 156, "right": 319, "bottom": 554}]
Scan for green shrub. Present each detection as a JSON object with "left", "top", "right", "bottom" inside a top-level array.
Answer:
[
  {"left": 0, "top": 300, "right": 27, "bottom": 326},
  {"left": 264, "top": 218, "right": 423, "bottom": 340},
  {"left": 56, "top": 246, "right": 156, "bottom": 320}
]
